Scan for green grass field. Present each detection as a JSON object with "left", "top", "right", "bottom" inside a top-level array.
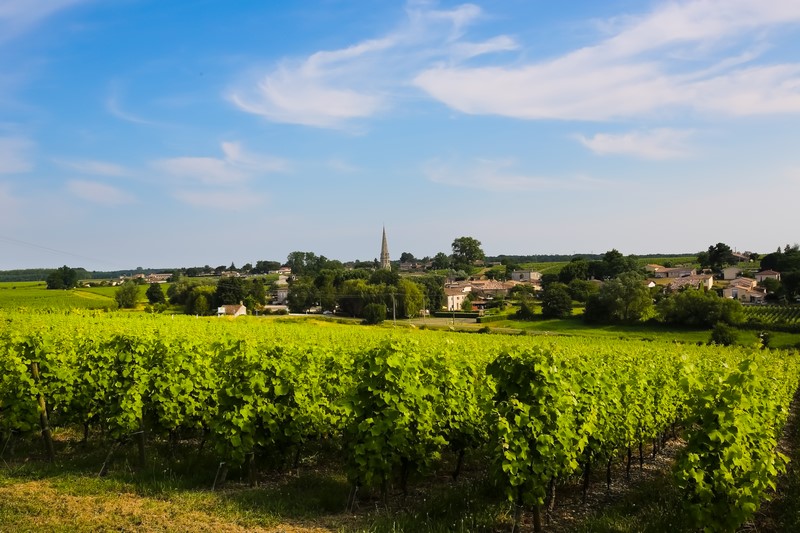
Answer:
[{"left": 0, "top": 281, "right": 150, "bottom": 310}]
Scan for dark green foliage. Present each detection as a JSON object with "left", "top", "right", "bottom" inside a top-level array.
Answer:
[
  {"left": 567, "top": 278, "right": 599, "bottom": 302},
  {"left": 709, "top": 322, "right": 738, "bottom": 346},
  {"left": 414, "top": 274, "right": 445, "bottom": 312},
  {"left": 145, "top": 283, "right": 166, "bottom": 305},
  {"left": 515, "top": 296, "right": 536, "bottom": 320},
  {"left": 540, "top": 282, "right": 573, "bottom": 318},
  {"left": 697, "top": 242, "right": 736, "bottom": 272},
  {"left": 287, "top": 278, "right": 318, "bottom": 313},
  {"left": 451, "top": 236, "right": 484, "bottom": 271},
  {"left": 45, "top": 265, "right": 79, "bottom": 290},
  {"left": 114, "top": 281, "right": 140, "bottom": 308},
  {"left": 362, "top": 303, "right": 386, "bottom": 325},
  {"left": 584, "top": 272, "right": 652, "bottom": 323},
  {"left": 658, "top": 289, "right": 743, "bottom": 327},
  {"left": 558, "top": 258, "right": 589, "bottom": 283},
  {"left": 215, "top": 276, "right": 247, "bottom": 305}
]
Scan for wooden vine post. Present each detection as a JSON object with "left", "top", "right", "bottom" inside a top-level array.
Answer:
[{"left": 30, "top": 362, "right": 56, "bottom": 462}]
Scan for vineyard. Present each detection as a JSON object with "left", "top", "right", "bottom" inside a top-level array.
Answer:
[
  {"left": 1, "top": 310, "right": 799, "bottom": 531},
  {"left": 743, "top": 305, "right": 800, "bottom": 325}
]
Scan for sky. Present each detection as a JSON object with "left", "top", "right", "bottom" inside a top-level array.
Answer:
[{"left": 2, "top": 0, "right": 800, "bottom": 271}]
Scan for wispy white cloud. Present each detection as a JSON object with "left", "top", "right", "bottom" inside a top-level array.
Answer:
[
  {"left": 67, "top": 180, "right": 135, "bottom": 205},
  {"left": 155, "top": 141, "right": 287, "bottom": 209},
  {"left": 576, "top": 128, "right": 694, "bottom": 160},
  {"left": 0, "top": 181, "right": 21, "bottom": 225},
  {"left": 327, "top": 158, "right": 360, "bottom": 174},
  {"left": 0, "top": 0, "right": 87, "bottom": 45},
  {"left": 423, "top": 157, "right": 609, "bottom": 192},
  {"left": 56, "top": 159, "right": 130, "bottom": 176},
  {"left": 228, "top": 2, "right": 517, "bottom": 128},
  {"left": 173, "top": 189, "right": 265, "bottom": 210},
  {"left": 106, "top": 93, "right": 157, "bottom": 125},
  {"left": 0, "top": 136, "right": 33, "bottom": 174},
  {"left": 154, "top": 141, "right": 288, "bottom": 186},
  {"left": 414, "top": 0, "right": 800, "bottom": 120}
]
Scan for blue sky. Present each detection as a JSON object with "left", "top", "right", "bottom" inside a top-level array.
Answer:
[{"left": 2, "top": 0, "right": 800, "bottom": 270}]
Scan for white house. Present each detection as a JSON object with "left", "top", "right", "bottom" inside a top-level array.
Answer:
[
  {"left": 217, "top": 304, "right": 246, "bottom": 317},
  {"left": 756, "top": 270, "right": 781, "bottom": 282},
  {"left": 444, "top": 288, "right": 468, "bottom": 311}
]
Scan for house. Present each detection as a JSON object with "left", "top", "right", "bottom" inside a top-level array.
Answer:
[
  {"left": 653, "top": 267, "right": 696, "bottom": 279},
  {"left": 469, "top": 280, "right": 515, "bottom": 299},
  {"left": 510, "top": 270, "right": 542, "bottom": 283},
  {"left": 220, "top": 270, "right": 240, "bottom": 278},
  {"left": 217, "top": 304, "right": 246, "bottom": 317},
  {"left": 644, "top": 264, "right": 663, "bottom": 274},
  {"left": 722, "top": 267, "right": 742, "bottom": 280},
  {"left": 272, "top": 287, "right": 289, "bottom": 304},
  {"left": 755, "top": 270, "right": 781, "bottom": 282},
  {"left": 668, "top": 274, "right": 714, "bottom": 291},
  {"left": 444, "top": 288, "right": 468, "bottom": 311},
  {"left": 723, "top": 277, "right": 764, "bottom": 302},
  {"left": 276, "top": 267, "right": 292, "bottom": 276},
  {"left": 145, "top": 273, "right": 172, "bottom": 284}
]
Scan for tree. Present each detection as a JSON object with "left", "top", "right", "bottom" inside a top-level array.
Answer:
[
  {"left": 46, "top": 265, "right": 79, "bottom": 290},
  {"left": 145, "top": 283, "right": 166, "bottom": 304},
  {"left": 698, "top": 242, "right": 736, "bottom": 272},
  {"left": 515, "top": 296, "right": 537, "bottom": 320},
  {"left": 540, "top": 283, "right": 573, "bottom": 319},
  {"left": 451, "top": 236, "right": 484, "bottom": 270},
  {"left": 657, "top": 288, "right": 743, "bottom": 327},
  {"left": 414, "top": 275, "right": 445, "bottom": 312},
  {"left": 399, "top": 252, "right": 416, "bottom": 263},
  {"left": 599, "top": 249, "right": 638, "bottom": 279},
  {"left": 115, "top": 281, "right": 140, "bottom": 309},
  {"left": 186, "top": 286, "right": 215, "bottom": 315},
  {"left": 253, "top": 260, "right": 281, "bottom": 274},
  {"left": 567, "top": 279, "right": 599, "bottom": 303},
  {"left": 709, "top": 322, "right": 737, "bottom": 346},
  {"left": 287, "top": 278, "right": 318, "bottom": 313},
  {"left": 215, "top": 276, "right": 247, "bottom": 305},
  {"left": 362, "top": 303, "right": 386, "bottom": 325},
  {"left": 558, "top": 259, "right": 589, "bottom": 284},
  {"left": 431, "top": 252, "right": 451, "bottom": 270},
  {"left": 584, "top": 271, "right": 652, "bottom": 323},
  {"left": 396, "top": 278, "right": 423, "bottom": 318}
]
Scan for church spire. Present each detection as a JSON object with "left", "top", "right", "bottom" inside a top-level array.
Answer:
[{"left": 380, "top": 226, "right": 391, "bottom": 270}]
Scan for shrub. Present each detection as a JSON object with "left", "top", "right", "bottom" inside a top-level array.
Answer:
[
  {"left": 709, "top": 322, "right": 738, "bottom": 346},
  {"left": 362, "top": 303, "right": 386, "bottom": 325}
]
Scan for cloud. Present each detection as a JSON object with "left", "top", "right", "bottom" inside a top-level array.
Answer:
[
  {"left": 0, "top": 0, "right": 87, "bottom": 45},
  {"left": 413, "top": 0, "right": 800, "bottom": 120},
  {"left": 106, "top": 93, "right": 157, "bottom": 125},
  {"left": 154, "top": 141, "right": 288, "bottom": 186},
  {"left": 576, "top": 129, "right": 694, "bottom": 160},
  {"left": 0, "top": 136, "right": 33, "bottom": 174},
  {"left": 0, "top": 182, "right": 21, "bottom": 225},
  {"left": 56, "top": 159, "right": 130, "bottom": 176},
  {"left": 423, "top": 157, "right": 609, "bottom": 192},
  {"left": 154, "top": 141, "right": 286, "bottom": 209},
  {"left": 327, "top": 158, "right": 360, "bottom": 174},
  {"left": 67, "top": 180, "right": 135, "bottom": 205},
  {"left": 173, "top": 189, "right": 265, "bottom": 210},
  {"left": 228, "top": 2, "right": 517, "bottom": 128}
]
